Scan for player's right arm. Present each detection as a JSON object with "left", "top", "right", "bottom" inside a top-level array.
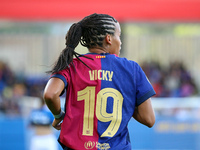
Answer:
[
  {"left": 132, "top": 98, "right": 155, "bottom": 128},
  {"left": 43, "top": 77, "right": 65, "bottom": 130}
]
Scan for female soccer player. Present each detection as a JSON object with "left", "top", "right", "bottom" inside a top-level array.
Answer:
[{"left": 43, "top": 13, "right": 156, "bottom": 150}]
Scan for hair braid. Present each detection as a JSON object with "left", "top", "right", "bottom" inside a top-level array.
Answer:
[
  {"left": 47, "top": 13, "right": 117, "bottom": 74},
  {"left": 80, "top": 14, "right": 117, "bottom": 48}
]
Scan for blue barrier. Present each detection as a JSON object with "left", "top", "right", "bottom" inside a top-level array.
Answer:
[
  {"left": 0, "top": 117, "right": 200, "bottom": 150},
  {"left": 128, "top": 117, "right": 200, "bottom": 150},
  {"left": 0, "top": 117, "right": 26, "bottom": 150}
]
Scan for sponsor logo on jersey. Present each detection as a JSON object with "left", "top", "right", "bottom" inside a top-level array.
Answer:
[
  {"left": 96, "top": 142, "right": 110, "bottom": 150},
  {"left": 84, "top": 141, "right": 96, "bottom": 149},
  {"left": 84, "top": 141, "right": 111, "bottom": 150}
]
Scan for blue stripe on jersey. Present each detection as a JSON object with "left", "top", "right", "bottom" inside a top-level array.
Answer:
[
  {"left": 97, "top": 54, "right": 155, "bottom": 150},
  {"left": 98, "top": 54, "right": 133, "bottom": 149}
]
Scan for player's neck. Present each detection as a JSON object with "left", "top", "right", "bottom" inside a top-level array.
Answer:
[{"left": 89, "top": 47, "right": 109, "bottom": 54}]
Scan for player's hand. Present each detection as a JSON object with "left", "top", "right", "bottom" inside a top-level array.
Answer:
[{"left": 52, "top": 115, "right": 64, "bottom": 130}]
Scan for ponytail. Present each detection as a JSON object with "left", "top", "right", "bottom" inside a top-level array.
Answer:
[
  {"left": 47, "top": 13, "right": 117, "bottom": 74},
  {"left": 47, "top": 23, "right": 91, "bottom": 74}
]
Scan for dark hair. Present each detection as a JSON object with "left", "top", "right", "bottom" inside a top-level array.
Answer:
[{"left": 47, "top": 13, "right": 118, "bottom": 74}]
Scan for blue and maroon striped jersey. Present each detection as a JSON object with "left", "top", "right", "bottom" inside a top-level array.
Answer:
[{"left": 51, "top": 53, "right": 155, "bottom": 150}]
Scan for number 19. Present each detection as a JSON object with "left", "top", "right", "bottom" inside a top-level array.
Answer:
[{"left": 77, "top": 86, "right": 123, "bottom": 137}]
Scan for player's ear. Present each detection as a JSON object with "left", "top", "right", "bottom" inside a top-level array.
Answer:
[{"left": 105, "top": 34, "right": 112, "bottom": 45}]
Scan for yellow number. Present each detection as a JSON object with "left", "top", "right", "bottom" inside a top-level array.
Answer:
[
  {"left": 77, "top": 86, "right": 123, "bottom": 137},
  {"left": 77, "top": 86, "right": 95, "bottom": 136},
  {"left": 96, "top": 88, "right": 123, "bottom": 137}
]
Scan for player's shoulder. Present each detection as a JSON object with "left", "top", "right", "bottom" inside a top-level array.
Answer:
[{"left": 111, "top": 54, "right": 139, "bottom": 66}]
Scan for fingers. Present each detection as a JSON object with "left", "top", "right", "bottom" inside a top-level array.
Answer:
[
  {"left": 52, "top": 118, "right": 63, "bottom": 130},
  {"left": 53, "top": 122, "right": 62, "bottom": 130}
]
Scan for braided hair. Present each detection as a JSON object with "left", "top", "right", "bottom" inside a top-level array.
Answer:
[{"left": 48, "top": 13, "right": 118, "bottom": 74}]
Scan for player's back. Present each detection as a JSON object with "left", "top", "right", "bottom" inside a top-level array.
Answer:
[{"left": 57, "top": 53, "right": 154, "bottom": 150}]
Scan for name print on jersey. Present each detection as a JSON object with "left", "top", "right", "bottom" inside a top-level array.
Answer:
[{"left": 89, "top": 70, "right": 113, "bottom": 81}]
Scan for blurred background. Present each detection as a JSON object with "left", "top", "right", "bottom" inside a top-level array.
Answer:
[{"left": 0, "top": 0, "right": 200, "bottom": 150}]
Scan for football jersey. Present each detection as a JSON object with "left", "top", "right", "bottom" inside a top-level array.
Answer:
[{"left": 51, "top": 53, "right": 156, "bottom": 150}]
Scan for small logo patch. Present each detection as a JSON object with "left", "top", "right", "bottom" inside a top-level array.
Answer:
[
  {"left": 84, "top": 141, "right": 111, "bottom": 150},
  {"left": 96, "top": 56, "right": 106, "bottom": 59},
  {"left": 84, "top": 141, "right": 96, "bottom": 149}
]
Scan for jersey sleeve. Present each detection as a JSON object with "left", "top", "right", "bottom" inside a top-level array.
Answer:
[
  {"left": 51, "top": 70, "right": 69, "bottom": 88},
  {"left": 135, "top": 63, "right": 156, "bottom": 106},
  {"left": 50, "top": 70, "right": 69, "bottom": 96}
]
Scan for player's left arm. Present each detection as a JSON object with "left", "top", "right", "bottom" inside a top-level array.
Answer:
[{"left": 132, "top": 98, "right": 155, "bottom": 128}]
